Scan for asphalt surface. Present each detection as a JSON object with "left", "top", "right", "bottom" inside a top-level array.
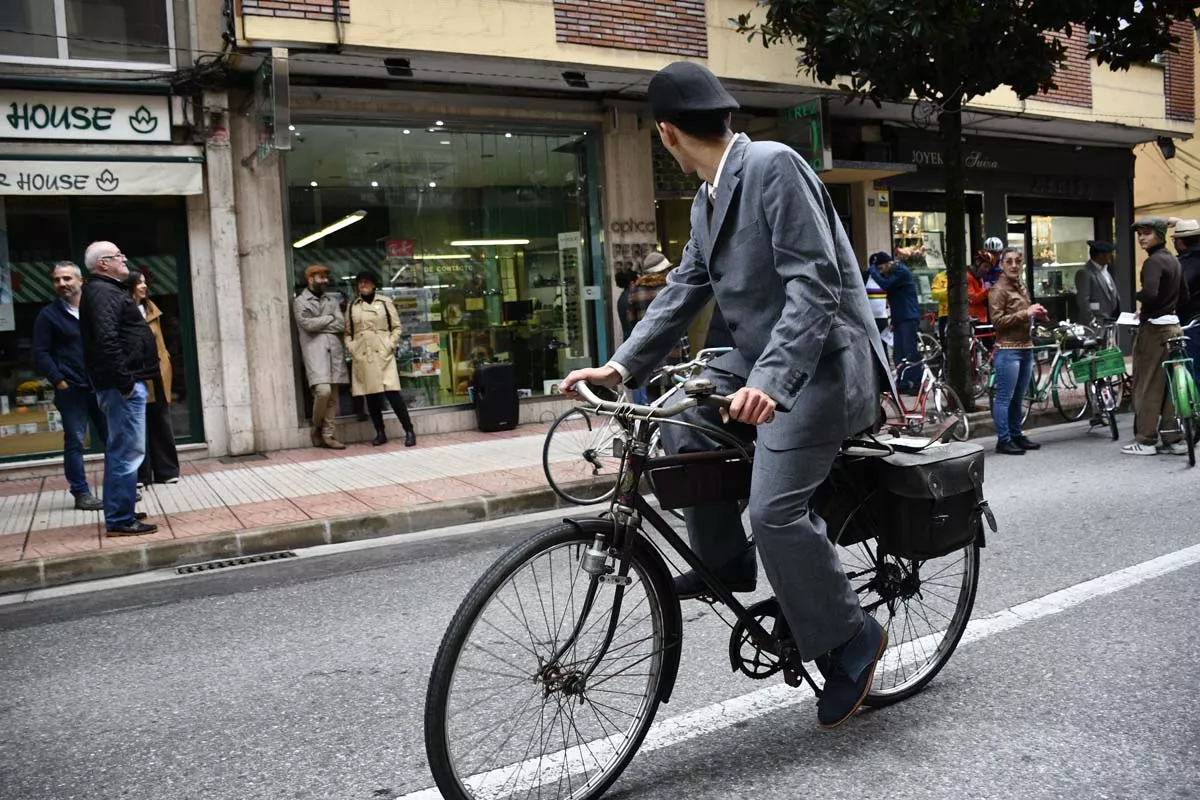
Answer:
[{"left": 2, "top": 417, "right": 1199, "bottom": 800}]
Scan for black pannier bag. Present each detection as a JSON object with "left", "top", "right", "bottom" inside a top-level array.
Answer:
[
  {"left": 813, "top": 441, "right": 990, "bottom": 560},
  {"left": 646, "top": 449, "right": 753, "bottom": 511}
]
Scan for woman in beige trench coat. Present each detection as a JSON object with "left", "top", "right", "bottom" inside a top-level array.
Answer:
[{"left": 344, "top": 269, "right": 416, "bottom": 447}]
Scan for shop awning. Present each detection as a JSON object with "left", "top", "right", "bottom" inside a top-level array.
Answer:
[{"left": 818, "top": 160, "right": 917, "bottom": 185}]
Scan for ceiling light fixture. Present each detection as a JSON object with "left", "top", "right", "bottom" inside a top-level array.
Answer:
[
  {"left": 451, "top": 238, "right": 531, "bottom": 247},
  {"left": 370, "top": 180, "right": 379, "bottom": 188},
  {"left": 505, "top": 132, "right": 513, "bottom": 138},
  {"left": 384, "top": 57, "right": 413, "bottom": 77},
  {"left": 428, "top": 181, "right": 437, "bottom": 188},
  {"left": 562, "top": 70, "right": 589, "bottom": 89},
  {"left": 309, "top": 180, "right": 318, "bottom": 187},
  {"left": 403, "top": 129, "right": 411, "bottom": 135},
  {"left": 413, "top": 254, "right": 472, "bottom": 261},
  {"left": 440, "top": 140, "right": 451, "bottom": 145},
  {"left": 292, "top": 210, "right": 367, "bottom": 249},
  {"left": 436, "top": 120, "right": 444, "bottom": 126},
  {"left": 288, "top": 124, "right": 296, "bottom": 132}
]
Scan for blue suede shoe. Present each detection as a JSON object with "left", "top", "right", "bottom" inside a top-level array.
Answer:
[{"left": 814, "top": 615, "right": 888, "bottom": 729}]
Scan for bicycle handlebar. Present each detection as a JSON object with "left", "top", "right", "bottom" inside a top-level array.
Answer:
[{"left": 575, "top": 380, "right": 731, "bottom": 419}]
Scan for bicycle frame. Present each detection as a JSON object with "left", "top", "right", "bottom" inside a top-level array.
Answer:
[{"left": 883, "top": 360, "right": 937, "bottom": 423}]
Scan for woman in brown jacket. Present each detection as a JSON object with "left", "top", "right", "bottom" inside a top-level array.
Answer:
[
  {"left": 988, "top": 248, "right": 1049, "bottom": 455},
  {"left": 128, "top": 270, "right": 179, "bottom": 484}
]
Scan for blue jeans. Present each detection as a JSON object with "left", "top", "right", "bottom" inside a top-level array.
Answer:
[
  {"left": 992, "top": 348, "right": 1034, "bottom": 443},
  {"left": 96, "top": 384, "right": 148, "bottom": 528},
  {"left": 54, "top": 387, "right": 107, "bottom": 497},
  {"left": 892, "top": 318, "right": 921, "bottom": 390}
]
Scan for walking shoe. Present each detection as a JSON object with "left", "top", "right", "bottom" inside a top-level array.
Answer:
[
  {"left": 1122, "top": 442, "right": 1158, "bottom": 456},
  {"left": 160, "top": 476, "right": 180, "bottom": 485},
  {"left": 135, "top": 512, "right": 148, "bottom": 521},
  {"left": 74, "top": 493, "right": 103, "bottom": 511},
  {"left": 815, "top": 615, "right": 888, "bottom": 729},
  {"left": 995, "top": 440, "right": 1025, "bottom": 455},
  {"left": 1012, "top": 436, "right": 1041, "bottom": 451},
  {"left": 673, "top": 549, "right": 756, "bottom": 599},
  {"left": 136, "top": 482, "right": 145, "bottom": 490},
  {"left": 371, "top": 431, "right": 387, "bottom": 446},
  {"left": 1157, "top": 441, "right": 1188, "bottom": 456},
  {"left": 323, "top": 437, "right": 347, "bottom": 450},
  {"left": 405, "top": 429, "right": 417, "bottom": 448},
  {"left": 106, "top": 521, "right": 158, "bottom": 536}
]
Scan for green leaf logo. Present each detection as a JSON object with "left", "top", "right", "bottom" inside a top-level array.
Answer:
[{"left": 129, "top": 105, "right": 159, "bottom": 135}]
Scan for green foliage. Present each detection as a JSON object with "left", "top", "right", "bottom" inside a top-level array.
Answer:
[{"left": 735, "top": 0, "right": 1198, "bottom": 108}]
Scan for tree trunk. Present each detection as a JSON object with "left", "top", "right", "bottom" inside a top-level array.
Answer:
[{"left": 939, "top": 104, "right": 975, "bottom": 411}]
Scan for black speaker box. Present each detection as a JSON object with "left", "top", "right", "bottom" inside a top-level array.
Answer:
[{"left": 472, "top": 362, "right": 519, "bottom": 433}]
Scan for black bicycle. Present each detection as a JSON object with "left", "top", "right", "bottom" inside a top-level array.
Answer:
[{"left": 425, "top": 380, "right": 994, "bottom": 800}]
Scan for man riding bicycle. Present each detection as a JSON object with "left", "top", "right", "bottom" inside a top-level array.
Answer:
[{"left": 561, "top": 62, "right": 895, "bottom": 729}]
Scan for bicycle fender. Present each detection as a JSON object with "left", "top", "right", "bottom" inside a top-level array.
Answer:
[{"left": 563, "top": 517, "right": 685, "bottom": 705}]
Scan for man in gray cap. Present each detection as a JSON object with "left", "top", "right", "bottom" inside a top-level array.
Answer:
[
  {"left": 562, "top": 61, "right": 895, "bottom": 728},
  {"left": 1123, "top": 216, "right": 1190, "bottom": 456},
  {"left": 1075, "top": 239, "right": 1121, "bottom": 324}
]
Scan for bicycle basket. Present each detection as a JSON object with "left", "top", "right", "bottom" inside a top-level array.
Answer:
[
  {"left": 814, "top": 442, "right": 987, "bottom": 560},
  {"left": 1070, "top": 347, "right": 1125, "bottom": 383},
  {"left": 646, "top": 450, "right": 752, "bottom": 511}
]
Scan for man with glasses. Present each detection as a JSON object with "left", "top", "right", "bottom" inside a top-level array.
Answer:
[{"left": 80, "top": 241, "right": 160, "bottom": 535}]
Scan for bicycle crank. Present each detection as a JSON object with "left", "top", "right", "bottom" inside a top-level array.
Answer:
[{"left": 727, "top": 598, "right": 790, "bottom": 680}]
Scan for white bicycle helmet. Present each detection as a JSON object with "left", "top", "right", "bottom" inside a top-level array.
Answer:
[{"left": 984, "top": 236, "right": 1005, "bottom": 253}]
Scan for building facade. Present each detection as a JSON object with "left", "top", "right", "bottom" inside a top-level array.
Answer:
[{"left": 0, "top": 1, "right": 1193, "bottom": 468}]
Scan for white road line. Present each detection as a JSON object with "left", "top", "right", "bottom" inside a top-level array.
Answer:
[{"left": 401, "top": 540, "right": 1200, "bottom": 800}]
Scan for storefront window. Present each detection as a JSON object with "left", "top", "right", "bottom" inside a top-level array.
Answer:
[
  {"left": 0, "top": 196, "right": 199, "bottom": 460},
  {"left": 1029, "top": 215, "right": 1092, "bottom": 301},
  {"left": 890, "top": 192, "right": 984, "bottom": 309},
  {"left": 285, "top": 123, "right": 599, "bottom": 411}
]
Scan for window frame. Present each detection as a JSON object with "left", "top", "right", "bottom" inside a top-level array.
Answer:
[{"left": 0, "top": 0, "right": 177, "bottom": 71}]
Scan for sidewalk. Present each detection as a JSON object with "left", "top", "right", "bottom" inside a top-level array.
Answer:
[{"left": 0, "top": 421, "right": 594, "bottom": 594}]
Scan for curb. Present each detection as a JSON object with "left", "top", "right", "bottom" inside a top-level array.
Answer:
[{"left": 0, "top": 485, "right": 573, "bottom": 596}]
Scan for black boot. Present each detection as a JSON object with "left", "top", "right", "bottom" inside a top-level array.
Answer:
[
  {"left": 404, "top": 429, "right": 417, "bottom": 447},
  {"left": 367, "top": 394, "right": 387, "bottom": 446},
  {"left": 372, "top": 428, "right": 387, "bottom": 446}
]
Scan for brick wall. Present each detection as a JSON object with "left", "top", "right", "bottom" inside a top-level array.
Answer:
[
  {"left": 1039, "top": 30, "right": 1093, "bottom": 108},
  {"left": 554, "top": 0, "right": 707, "bottom": 58},
  {"left": 1164, "top": 20, "right": 1195, "bottom": 122},
  {"left": 241, "top": 0, "right": 349, "bottom": 21}
]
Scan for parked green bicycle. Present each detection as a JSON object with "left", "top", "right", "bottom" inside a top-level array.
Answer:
[
  {"left": 988, "top": 322, "right": 1093, "bottom": 424},
  {"left": 1161, "top": 320, "right": 1200, "bottom": 466}
]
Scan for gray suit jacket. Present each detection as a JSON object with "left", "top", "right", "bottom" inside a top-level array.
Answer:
[
  {"left": 611, "top": 135, "right": 894, "bottom": 449},
  {"left": 1074, "top": 261, "right": 1120, "bottom": 322}
]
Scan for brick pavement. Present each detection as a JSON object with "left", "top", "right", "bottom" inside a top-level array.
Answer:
[{"left": 0, "top": 422, "right": 563, "bottom": 566}]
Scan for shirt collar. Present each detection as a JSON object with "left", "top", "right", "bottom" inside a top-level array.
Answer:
[{"left": 707, "top": 135, "right": 740, "bottom": 200}]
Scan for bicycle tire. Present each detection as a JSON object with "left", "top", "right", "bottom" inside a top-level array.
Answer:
[
  {"left": 543, "top": 408, "right": 621, "bottom": 505},
  {"left": 1185, "top": 417, "right": 1194, "bottom": 467},
  {"left": 831, "top": 530, "right": 980, "bottom": 706},
  {"left": 928, "top": 382, "right": 969, "bottom": 442},
  {"left": 425, "top": 521, "right": 677, "bottom": 800},
  {"left": 1052, "top": 357, "right": 1089, "bottom": 422}
]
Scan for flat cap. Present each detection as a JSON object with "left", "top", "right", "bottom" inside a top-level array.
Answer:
[
  {"left": 304, "top": 264, "right": 331, "bottom": 280},
  {"left": 1133, "top": 216, "right": 1168, "bottom": 238},
  {"left": 1086, "top": 240, "right": 1116, "bottom": 253},
  {"left": 647, "top": 61, "right": 739, "bottom": 121}
]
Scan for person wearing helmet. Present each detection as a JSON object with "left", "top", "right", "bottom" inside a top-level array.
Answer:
[{"left": 980, "top": 236, "right": 1006, "bottom": 289}]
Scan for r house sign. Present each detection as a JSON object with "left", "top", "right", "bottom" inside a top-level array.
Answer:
[{"left": 0, "top": 90, "right": 171, "bottom": 143}]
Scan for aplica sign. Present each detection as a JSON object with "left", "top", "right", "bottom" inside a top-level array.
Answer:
[{"left": 0, "top": 90, "right": 171, "bottom": 142}]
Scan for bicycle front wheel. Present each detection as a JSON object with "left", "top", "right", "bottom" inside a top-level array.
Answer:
[
  {"left": 834, "top": 532, "right": 980, "bottom": 705},
  {"left": 543, "top": 409, "right": 622, "bottom": 505},
  {"left": 425, "top": 522, "right": 676, "bottom": 800},
  {"left": 926, "top": 382, "right": 969, "bottom": 441},
  {"left": 1052, "top": 357, "right": 1089, "bottom": 421}
]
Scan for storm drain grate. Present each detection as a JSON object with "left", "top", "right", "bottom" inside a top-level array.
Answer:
[{"left": 176, "top": 551, "right": 298, "bottom": 575}]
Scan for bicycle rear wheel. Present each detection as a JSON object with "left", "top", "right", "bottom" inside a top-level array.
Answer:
[
  {"left": 425, "top": 521, "right": 676, "bottom": 800},
  {"left": 543, "top": 409, "right": 623, "bottom": 505},
  {"left": 833, "top": 531, "right": 979, "bottom": 705},
  {"left": 925, "top": 382, "right": 969, "bottom": 441},
  {"left": 1052, "top": 357, "right": 1089, "bottom": 422}
]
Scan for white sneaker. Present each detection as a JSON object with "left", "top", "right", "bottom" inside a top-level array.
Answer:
[
  {"left": 163, "top": 477, "right": 180, "bottom": 485},
  {"left": 1157, "top": 442, "right": 1189, "bottom": 456},
  {"left": 1121, "top": 442, "right": 1158, "bottom": 456}
]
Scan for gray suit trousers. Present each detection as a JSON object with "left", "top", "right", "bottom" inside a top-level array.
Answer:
[{"left": 657, "top": 369, "right": 864, "bottom": 659}]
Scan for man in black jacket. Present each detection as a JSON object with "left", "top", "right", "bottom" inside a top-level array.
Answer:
[
  {"left": 1172, "top": 220, "right": 1200, "bottom": 380},
  {"left": 80, "top": 241, "right": 160, "bottom": 535},
  {"left": 1123, "top": 218, "right": 1190, "bottom": 457},
  {"left": 33, "top": 261, "right": 107, "bottom": 511}
]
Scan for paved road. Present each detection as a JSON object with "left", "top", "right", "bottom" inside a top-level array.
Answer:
[{"left": 2, "top": 420, "right": 1198, "bottom": 800}]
